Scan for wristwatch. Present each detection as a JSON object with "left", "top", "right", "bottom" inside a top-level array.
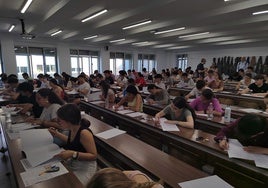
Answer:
[{"left": 72, "top": 151, "right": 79, "bottom": 160}]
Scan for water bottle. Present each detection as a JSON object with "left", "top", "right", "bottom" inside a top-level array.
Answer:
[
  {"left": 207, "top": 102, "right": 214, "bottom": 120},
  {"left": 224, "top": 105, "right": 231, "bottom": 123}
]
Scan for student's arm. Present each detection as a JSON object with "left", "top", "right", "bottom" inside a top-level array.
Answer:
[
  {"left": 155, "top": 110, "right": 165, "bottom": 120},
  {"left": 165, "top": 114, "right": 194, "bottom": 129},
  {"left": 115, "top": 97, "right": 126, "bottom": 108},
  {"left": 77, "top": 130, "right": 97, "bottom": 160},
  {"left": 244, "top": 146, "right": 268, "bottom": 155},
  {"left": 212, "top": 99, "right": 223, "bottom": 116},
  {"left": 239, "top": 87, "right": 249, "bottom": 94},
  {"left": 49, "top": 127, "right": 68, "bottom": 143}
]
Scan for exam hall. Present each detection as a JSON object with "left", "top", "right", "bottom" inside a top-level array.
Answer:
[{"left": 0, "top": 0, "right": 268, "bottom": 188}]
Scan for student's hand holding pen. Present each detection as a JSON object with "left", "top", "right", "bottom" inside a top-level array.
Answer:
[
  {"left": 48, "top": 127, "right": 59, "bottom": 137},
  {"left": 219, "top": 137, "right": 229, "bottom": 150}
]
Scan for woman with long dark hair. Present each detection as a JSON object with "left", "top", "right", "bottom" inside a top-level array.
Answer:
[
  {"left": 99, "top": 80, "right": 115, "bottom": 103},
  {"left": 155, "top": 96, "right": 196, "bottom": 129},
  {"left": 49, "top": 104, "right": 97, "bottom": 185}
]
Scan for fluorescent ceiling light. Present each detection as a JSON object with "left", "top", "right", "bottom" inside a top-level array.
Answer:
[
  {"left": 224, "top": 0, "right": 230, "bottom": 2},
  {"left": 110, "top": 38, "right": 125, "bottom": 43},
  {"left": 252, "top": 10, "right": 268, "bottom": 15},
  {"left": 21, "top": 0, "right": 33, "bottom": 13},
  {"left": 132, "top": 41, "right": 149, "bottom": 45},
  {"left": 123, "top": 20, "right": 152, "bottom": 30},
  {"left": 167, "top": 46, "right": 191, "bottom": 50},
  {"left": 84, "top": 35, "right": 98, "bottom": 40},
  {"left": 51, "top": 30, "right": 62, "bottom": 36},
  {"left": 8, "top": 25, "right": 15, "bottom": 32},
  {"left": 179, "top": 32, "right": 210, "bottom": 38},
  {"left": 154, "top": 27, "right": 185, "bottom": 35},
  {"left": 82, "top": 9, "right": 108, "bottom": 22}
]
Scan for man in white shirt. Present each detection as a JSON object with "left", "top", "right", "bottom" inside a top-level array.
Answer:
[{"left": 77, "top": 75, "right": 90, "bottom": 98}]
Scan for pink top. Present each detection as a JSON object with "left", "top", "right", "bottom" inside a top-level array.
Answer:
[{"left": 190, "top": 97, "right": 223, "bottom": 114}]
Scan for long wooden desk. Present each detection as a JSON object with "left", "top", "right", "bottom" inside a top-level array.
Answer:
[
  {"left": 168, "top": 87, "right": 266, "bottom": 109},
  {"left": 80, "top": 101, "right": 268, "bottom": 188},
  {"left": 142, "top": 103, "right": 226, "bottom": 134},
  {"left": 86, "top": 115, "right": 207, "bottom": 188},
  {"left": 0, "top": 116, "right": 83, "bottom": 188}
]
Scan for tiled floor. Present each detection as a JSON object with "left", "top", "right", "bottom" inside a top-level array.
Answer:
[{"left": 0, "top": 154, "right": 13, "bottom": 188}]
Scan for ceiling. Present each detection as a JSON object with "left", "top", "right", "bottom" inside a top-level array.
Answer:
[{"left": 0, "top": 0, "right": 268, "bottom": 51}]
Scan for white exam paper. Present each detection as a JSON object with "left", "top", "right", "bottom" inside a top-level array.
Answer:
[
  {"left": 95, "top": 129, "right": 126, "bottom": 139},
  {"left": 125, "top": 112, "right": 145, "bottom": 118},
  {"left": 178, "top": 175, "right": 233, "bottom": 188},
  {"left": 20, "top": 162, "right": 68, "bottom": 187},
  {"left": 159, "top": 118, "right": 180, "bottom": 132}
]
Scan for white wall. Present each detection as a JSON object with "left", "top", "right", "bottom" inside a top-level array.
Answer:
[{"left": 1, "top": 34, "right": 268, "bottom": 76}]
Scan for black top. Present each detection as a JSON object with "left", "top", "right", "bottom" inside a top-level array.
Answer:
[
  {"left": 17, "top": 92, "right": 43, "bottom": 118},
  {"left": 248, "top": 83, "right": 268, "bottom": 93},
  {"left": 64, "top": 126, "right": 92, "bottom": 152}
]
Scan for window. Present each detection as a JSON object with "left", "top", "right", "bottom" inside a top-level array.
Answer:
[
  {"left": 176, "top": 54, "right": 188, "bottom": 71},
  {"left": 138, "top": 54, "right": 156, "bottom": 72},
  {"left": 109, "top": 52, "right": 133, "bottom": 75},
  {"left": 70, "top": 49, "right": 100, "bottom": 77},
  {"left": 15, "top": 46, "right": 57, "bottom": 79}
]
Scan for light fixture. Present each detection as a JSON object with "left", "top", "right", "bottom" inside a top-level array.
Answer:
[
  {"left": 8, "top": 25, "right": 15, "bottom": 32},
  {"left": 132, "top": 41, "right": 149, "bottom": 45},
  {"left": 154, "top": 27, "right": 185, "bottom": 35},
  {"left": 224, "top": 0, "right": 230, "bottom": 2},
  {"left": 110, "top": 38, "right": 125, "bottom": 43},
  {"left": 179, "top": 32, "right": 210, "bottom": 38},
  {"left": 83, "top": 35, "right": 98, "bottom": 40},
  {"left": 21, "top": 0, "right": 33, "bottom": 14},
  {"left": 123, "top": 20, "right": 152, "bottom": 30},
  {"left": 82, "top": 9, "right": 108, "bottom": 22},
  {"left": 252, "top": 10, "right": 268, "bottom": 15},
  {"left": 51, "top": 30, "right": 62, "bottom": 36}
]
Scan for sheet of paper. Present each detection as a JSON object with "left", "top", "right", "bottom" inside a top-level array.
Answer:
[
  {"left": 88, "top": 91, "right": 102, "bottom": 101},
  {"left": 239, "top": 108, "right": 262, "bottom": 113},
  {"left": 159, "top": 118, "right": 180, "bottom": 132},
  {"left": 253, "top": 154, "right": 268, "bottom": 169},
  {"left": 90, "top": 101, "right": 105, "bottom": 104},
  {"left": 227, "top": 139, "right": 255, "bottom": 160},
  {"left": 11, "top": 123, "right": 39, "bottom": 132},
  {"left": 20, "top": 162, "right": 68, "bottom": 187},
  {"left": 90, "top": 88, "right": 101, "bottom": 92},
  {"left": 125, "top": 112, "right": 145, "bottom": 118},
  {"left": 66, "top": 90, "right": 79, "bottom": 95},
  {"left": 20, "top": 129, "right": 64, "bottom": 167},
  {"left": 196, "top": 113, "right": 208, "bottom": 117},
  {"left": 95, "top": 128, "right": 126, "bottom": 139},
  {"left": 117, "top": 109, "right": 134, "bottom": 114},
  {"left": 178, "top": 175, "right": 233, "bottom": 188}
]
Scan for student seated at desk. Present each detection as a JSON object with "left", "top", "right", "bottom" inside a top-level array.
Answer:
[
  {"left": 190, "top": 89, "right": 223, "bottom": 116},
  {"left": 26, "top": 88, "right": 64, "bottom": 128},
  {"left": 87, "top": 168, "right": 163, "bottom": 188},
  {"left": 155, "top": 96, "right": 196, "bottom": 129},
  {"left": 208, "top": 72, "right": 224, "bottom": 92},
  {"left": 99, "top": 80, "right": 115, "bottom": 103},
  {"left": 235, "top": 73, "right": 255, "bottom": 90},
  {"left": 9, "top": 82, "right": 43, "bottom": 118},
  {"left": 214, "top": 114, "right": 268, "bottom": 155},
  {"left": 49, "top": 104, "right": 97, "bottom": 185},
  {"left": 238, "top": 74, "right": 268, "bottom": 96},
  {"left": 114, "top": 85, "right": 143, "bottom": 112},
  {"left": 185, "top": 80, "right": 208, "bottom": 100},
  {"left": 146, "top": 84, "right": 170, "bottom": 105}
]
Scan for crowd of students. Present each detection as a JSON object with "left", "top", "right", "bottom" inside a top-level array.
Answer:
[{"left": 1, "top": 57, "right": 268, "bottom": 186}]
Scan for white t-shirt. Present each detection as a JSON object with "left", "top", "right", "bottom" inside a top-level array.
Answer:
[
  {"left": 77, "top": 82, "right": 91, "bottom": 97},
  {"left": 40, "top": 103, "right": 61, "bottom": 121}
]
